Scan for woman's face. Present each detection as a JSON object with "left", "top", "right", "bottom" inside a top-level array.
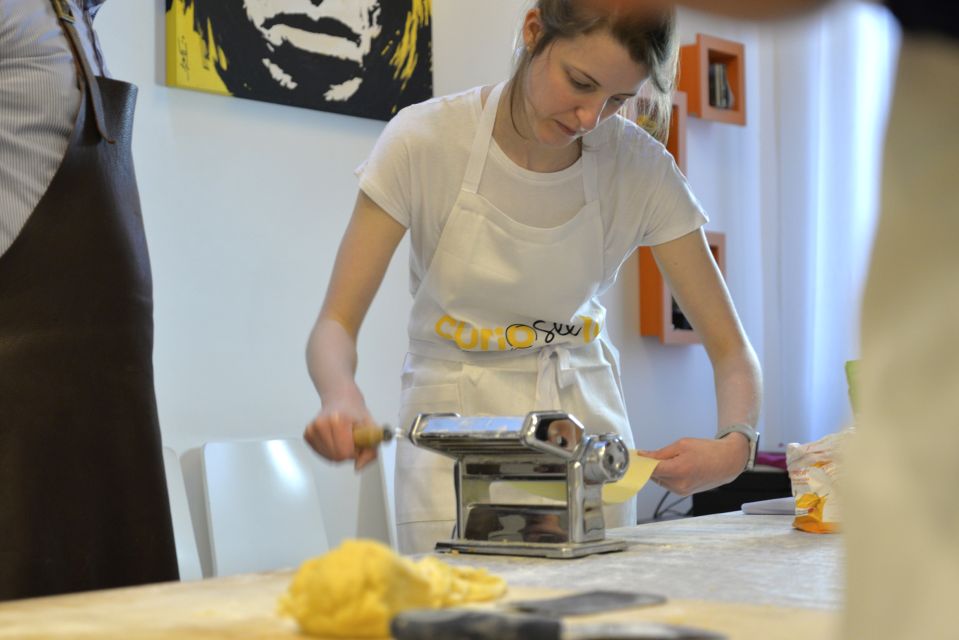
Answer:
[
  {"left": 522, "top": 23, "right": 648, "bottom": 148},
  {"left": 242, "top": 0, "right": 383, "bottom": 99}
]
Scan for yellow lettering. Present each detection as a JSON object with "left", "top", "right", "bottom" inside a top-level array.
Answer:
[
  {"left": 454, "top": 324, "right": 479, "bottom": 349},
  {"left": 479, "top": 328, "right": 495, "bottom": 351},
  {"left": 435, "top": 314, "right": 457, "bottom": 341},
  {"left": 506, "top": 324, "right": 536, "bottom": 349},
  {"left": 581, "top": 316, "right": 600, "bottom": 343},
  {"left": 436, "top": 317, "right": 542, "bottom": 351}
]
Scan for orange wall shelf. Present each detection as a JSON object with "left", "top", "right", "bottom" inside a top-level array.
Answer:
[
  {"left": 639, "top": 231, "right": 726, "bottom": 345},
  {"left": 679, "top": 33, "right": 746, "bottom": 126},
  {"left": 666, "top": 90, "right": 688, "bottom": 174}
]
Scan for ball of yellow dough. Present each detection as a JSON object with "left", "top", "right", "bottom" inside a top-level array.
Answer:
[
  {"left": 278, "top": 539, "right": 433, "bottom": 638},
  {"left": 278, "top": 539, "right": 506, "bottom": 639}
]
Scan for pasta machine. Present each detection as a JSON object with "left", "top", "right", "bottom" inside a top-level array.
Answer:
[{"left": 408, "top": 411, "right": 630, "bottom": 559}]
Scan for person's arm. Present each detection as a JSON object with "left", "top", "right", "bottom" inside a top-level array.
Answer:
[
  {"left": 304, "top": 190, "right": 406, "bottom": 470},
  {"left": 641, "top": 228, "right": 763, "bottom": 496}
]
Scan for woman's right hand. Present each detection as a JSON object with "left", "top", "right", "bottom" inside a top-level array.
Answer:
[
  {"left": 303, "top": 192, "right": 407, "bottom": 473},
  {"left": 304, "top": 397, "right": 379, "bottom": 471}
]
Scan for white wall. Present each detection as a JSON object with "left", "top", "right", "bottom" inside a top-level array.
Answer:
[
  {"left": 604, "top": 9, "right": 768, "bottom": 519},
  {"left": 95, "top": 0, "right": 772, "bottom": 564}
]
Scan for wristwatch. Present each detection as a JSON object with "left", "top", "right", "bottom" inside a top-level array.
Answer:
[{"left": 716, "top": 423, "right": 760, "bottom": 471}]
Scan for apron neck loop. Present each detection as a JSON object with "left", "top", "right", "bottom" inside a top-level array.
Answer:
[
  {"left": 462, "top": 82, "right": 506, "bottom": 194},
  {"left": 581, "top": 139, "right": 599, "bottom": 204},
  {"left": 535, "top": 345, "right": 575, "bottom": 410},
  {"left": 50, "top": 0, "right": 115, "bottom": 144},
  {"left": 462, "top": 81, "right": 601, "bottom": 204}
]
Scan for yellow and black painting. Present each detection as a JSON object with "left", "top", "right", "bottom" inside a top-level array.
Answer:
[{"left": 165, "top": 0, "right": 432, "bottom": 121}]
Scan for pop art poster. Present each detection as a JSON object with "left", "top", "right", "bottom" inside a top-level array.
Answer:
[{"left": 165, "top": 0, "right": 432, "bottom": 121}]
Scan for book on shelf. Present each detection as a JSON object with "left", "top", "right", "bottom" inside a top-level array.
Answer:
[{"left": 708, "top": 62, "right": 735, "bottom": 109}]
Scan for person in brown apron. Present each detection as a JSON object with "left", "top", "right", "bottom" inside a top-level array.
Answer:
[{"left": 0, "top": 0, "right": 179, "bottom": 599}]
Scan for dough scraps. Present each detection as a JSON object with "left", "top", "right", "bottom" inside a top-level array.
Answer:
[{"left": 278, "top": 539, "right": 506, "bottom": 638}]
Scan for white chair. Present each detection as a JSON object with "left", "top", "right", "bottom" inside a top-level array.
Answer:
[
  {"left": 376, "top": 442, "right": 398, "bottom": 549},
  {"left": 162, "top": 446, "right": 203, "bottom": 581},
  {"left": 201, "top": 438, "right": 330, "bottom": 577}
]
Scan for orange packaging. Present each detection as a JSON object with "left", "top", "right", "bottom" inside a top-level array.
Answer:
[{"left": 786, "top": 428, "right": 854, "bottom": 534}]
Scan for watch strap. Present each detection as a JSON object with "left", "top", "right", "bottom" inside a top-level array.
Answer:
[{"left": 716, "top": 423, "right": 759, "bottom": 471}]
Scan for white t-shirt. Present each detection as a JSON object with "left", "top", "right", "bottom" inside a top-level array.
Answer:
[{"left": 358, "top": 85, "right": 708, "bottom": 296}]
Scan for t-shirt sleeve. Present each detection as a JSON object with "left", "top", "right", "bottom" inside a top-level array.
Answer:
[
  {"left": 355, "top": 108, "right": 416, "bottom": 228},
  {"left": 600, "top": 120, "right": 708, "bottom": 267},
  {"left": 638, "top": 156, "right": 708, "bottom": 247},
  {"left": 598, "top": 122, "right": 709, "bottom": 285}
]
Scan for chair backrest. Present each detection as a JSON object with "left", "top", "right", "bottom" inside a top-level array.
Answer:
[
  {"left": 162, "top": 446, "right": 203, "bottom": 581},
  {"left": 201, "top": 438, "right": 330, "bottom": 577},
  {"left": 376, "top": 442, "right": 398, "bottom": 549}
]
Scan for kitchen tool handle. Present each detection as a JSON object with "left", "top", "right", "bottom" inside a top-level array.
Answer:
[
  {"left": 391, "top": 609, "right": 560, "bottom": 640},
  {"left": 352, "top": 424, "right": 395, "bottom": 448}
]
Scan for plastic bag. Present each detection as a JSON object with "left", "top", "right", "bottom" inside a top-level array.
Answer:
[{"left": 786, "top": 427, "right": 854, "bottom": 534}]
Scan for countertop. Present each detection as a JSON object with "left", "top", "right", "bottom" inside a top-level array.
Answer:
[
  {"left": 440, "top": 512, "right": 843, "bottom": 610},
  {"left": 0, "top": 512, "right": 843, "bottom": 639}
]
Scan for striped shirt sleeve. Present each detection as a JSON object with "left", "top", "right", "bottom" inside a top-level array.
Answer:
[{"left": 0, "top": 0, "right": 110, "bottom": 257}]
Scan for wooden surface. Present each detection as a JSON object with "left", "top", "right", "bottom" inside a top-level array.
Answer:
[
  {"left": 0, "top": 514, "right": 841, "bottom": 639},
  {"left": 0, "top": 570, "right": 836, "bottom": 640}
]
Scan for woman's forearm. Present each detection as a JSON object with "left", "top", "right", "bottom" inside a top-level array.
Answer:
[
  {"left": 306, "top": 315, "right": 365, "bottom": 408},
  {"left": 304, "top": 192, "right": 406, "bottom": 411},
  {"left": 712, "top": 342, "right": 763, "bottom": 432}
]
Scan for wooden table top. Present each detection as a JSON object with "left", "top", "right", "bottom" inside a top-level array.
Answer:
[{"left": 0, "top": 513, "right": 841, "bottom": 639}]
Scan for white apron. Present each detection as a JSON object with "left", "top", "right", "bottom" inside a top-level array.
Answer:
[{"left": 395, "top": 83, "right": 636, "bottom": 553}]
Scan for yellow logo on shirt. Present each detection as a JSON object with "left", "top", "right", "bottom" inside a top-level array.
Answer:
[{"left": 434, "top": 315, "right": 600, "bottom": 351}]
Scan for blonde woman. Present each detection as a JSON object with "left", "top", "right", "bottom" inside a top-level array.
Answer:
[{"left": 305, "top": 0, "right": 761, "bottom": 552}]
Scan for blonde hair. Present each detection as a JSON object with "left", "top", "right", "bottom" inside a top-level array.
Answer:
[{"left": 509, "top": 0, "right": 678, "bottom": 142}]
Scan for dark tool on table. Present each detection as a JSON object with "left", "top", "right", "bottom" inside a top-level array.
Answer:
[
  {"left": 408, "top": 411, "right": 631, "bottom": 558},
  {"left": 390, "top": 609, "right": 727, "bottom": 640},
  {"left": 510, "top": 590, "right": 667, "bottom": 616}
]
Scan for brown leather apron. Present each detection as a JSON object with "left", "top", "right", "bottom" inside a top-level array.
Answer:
[{"left": 0, "top": 0, "right": 179, "bottom": 599}]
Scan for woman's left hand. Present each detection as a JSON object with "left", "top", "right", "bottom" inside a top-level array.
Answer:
[{"left": 641, "top": 434, "right": 750, "bottom": 496}]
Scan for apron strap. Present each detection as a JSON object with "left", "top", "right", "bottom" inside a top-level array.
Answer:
[
  {"left": 463, "top": 81, "right": 601, "bottom": 206},
  {"left": 50, "top": 0, "right": 115, "bottom": 144},
  {"left": 535, "top": 345, "right": 576, "bottom": 410},
  {"left": 581, "top": 142, "right": 599, "bottom": 204},
  {"left": 462, "top": 82, "right": 506, "bottom": 194}
]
